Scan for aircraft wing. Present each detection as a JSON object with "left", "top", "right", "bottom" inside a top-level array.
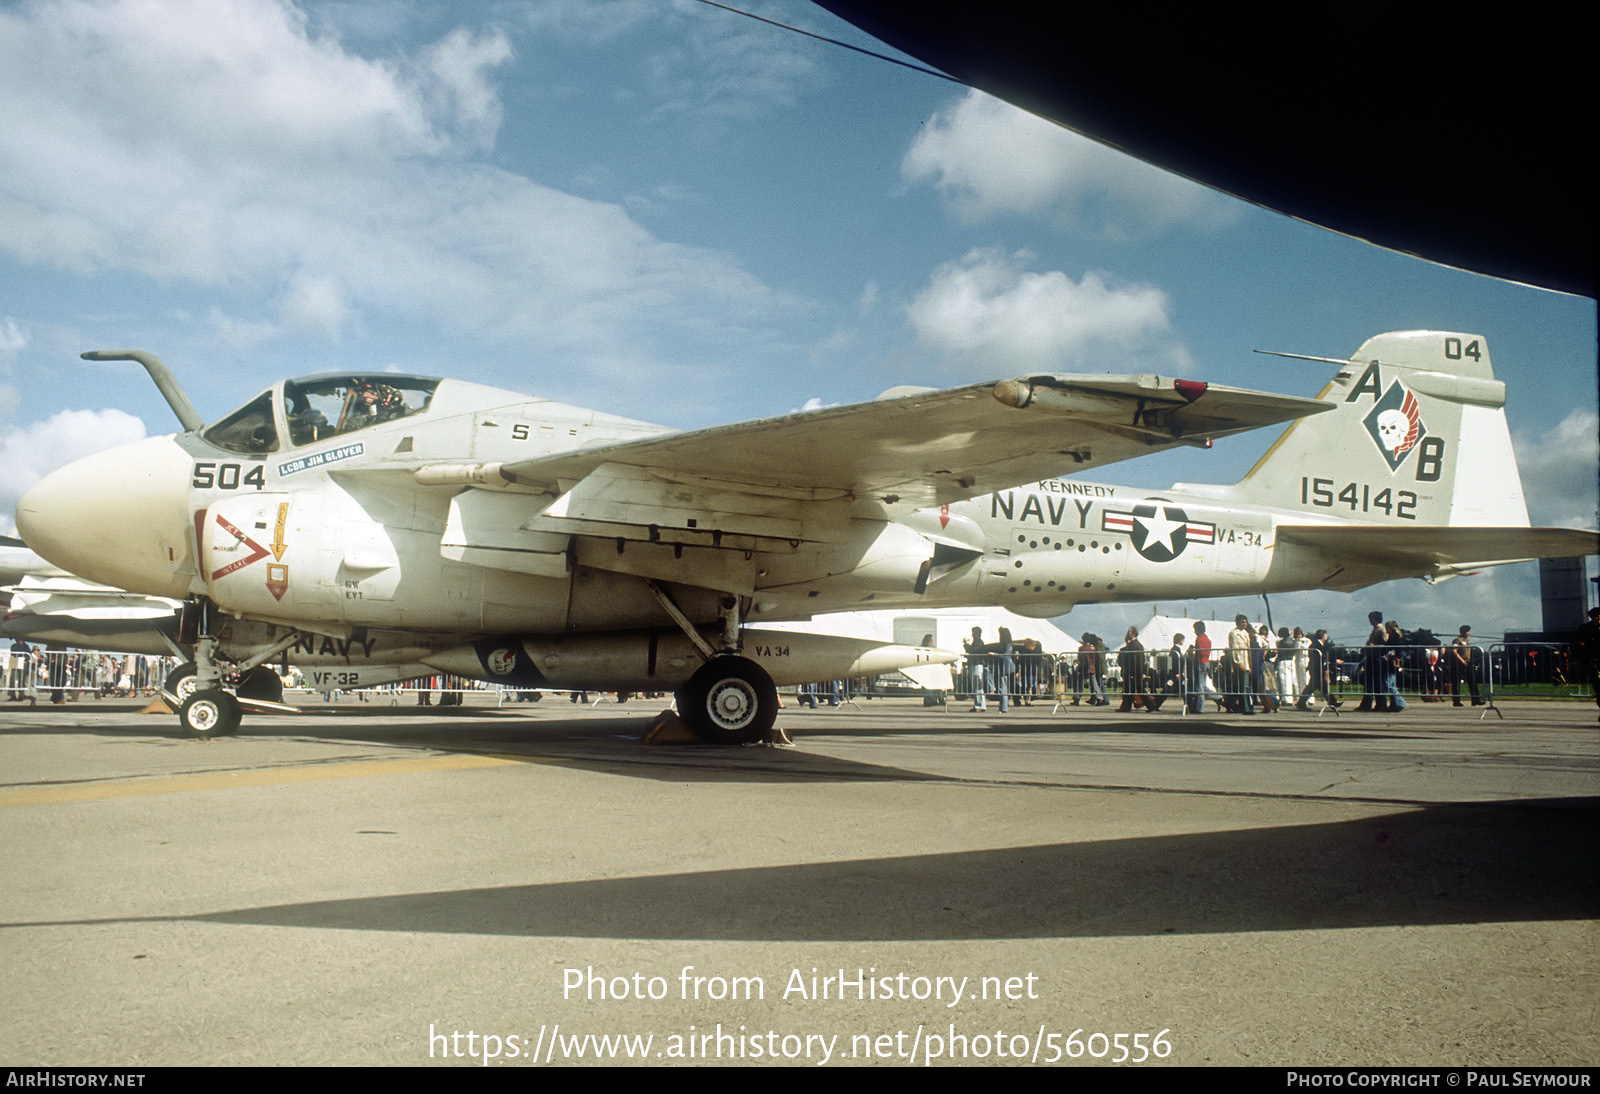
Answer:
[
  {"left": 1276, "top": 525, "right": 1599, "bottom": 589},
  {"left": 2, "top": 575, "right": 182, "bottom": 652},
  {"left": 489, "top": 374, "right": 1329, "bottom": 518}
]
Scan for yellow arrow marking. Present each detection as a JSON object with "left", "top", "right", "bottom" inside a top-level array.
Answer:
[{"left": 271, "top": 502, "right": 289, "bottom": 561}]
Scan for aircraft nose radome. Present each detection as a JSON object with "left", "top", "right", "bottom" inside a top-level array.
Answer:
[{"left": 15, "top": 436, "right": 193, "bottom": 599}]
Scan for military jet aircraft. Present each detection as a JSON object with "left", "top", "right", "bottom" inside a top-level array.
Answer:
[{"left": 14, "top": 330, "right": 1594, "bottom": 742}]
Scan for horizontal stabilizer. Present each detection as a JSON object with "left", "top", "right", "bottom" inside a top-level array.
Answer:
[{"left": 1277, "top": 524, "right": 1598, "bottom": 579}]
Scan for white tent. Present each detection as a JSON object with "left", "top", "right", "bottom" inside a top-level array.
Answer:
[
  {"left": 1133, "top": 614, "right": 1241, "bottom": 655},
  {"left": 768, "top": 606, "right": 1077, "bottom": 656},
  {"left": 767, "top": 607, "right": 1077, "bottom": 691}
]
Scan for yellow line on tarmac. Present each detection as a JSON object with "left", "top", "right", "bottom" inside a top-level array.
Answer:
[{"left": 0, "top": 753, "right": 536, "bottom": 809}]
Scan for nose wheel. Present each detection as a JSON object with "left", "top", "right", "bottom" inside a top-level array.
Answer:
[
  {"left": 179, "top": 689, "right": 242, "bottom": 739},
  {"left": 162, "top": 661, "right": 283, "bottom": 734},
  {"left": 162, "top": 662, "right": 198, "bottom": 707}
]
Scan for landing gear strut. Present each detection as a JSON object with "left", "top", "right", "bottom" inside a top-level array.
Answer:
[
  {"left": 169, "top": 598, "right": 300, "bottom": 738},
  {"left": 171, "top": 598, "right": 237, "bottom": 738}
]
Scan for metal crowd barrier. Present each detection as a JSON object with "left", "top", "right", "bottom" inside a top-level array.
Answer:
[
  {"left": 1, "top": 650, "right": 181, "bottom": 704},
  {"left": 1143, "top": 641, "right": 1600, "bottom": 720},
  {"left": 937, "top": 651, "right": 1059, "bottom": 710},
  {"left": 5, "top": 642, "right": 1591, "bottom": 719},
  {"left": 1144, "top": 642, "right": 1498, "bottom": 718},
  {"left": 941, "top": 641, "right": 1594, "bottom": 720},
  {"left": 0, "top": 650, "right": 659, "bottom": 708},
  {"left": 1486, "top": 642, "right": 1595, "bottom": 704}
]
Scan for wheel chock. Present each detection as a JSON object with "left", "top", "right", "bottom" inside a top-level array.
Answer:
[
  {"left": 643, "top": 711, "right": 793, "bottom": 746},
  {"left": 644, "top": 709, "right": 699, "bottom": 744}
]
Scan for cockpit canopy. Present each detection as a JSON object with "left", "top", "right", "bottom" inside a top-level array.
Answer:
[{"left": 201, "top": 374, "right": 441, "bottom": 455}]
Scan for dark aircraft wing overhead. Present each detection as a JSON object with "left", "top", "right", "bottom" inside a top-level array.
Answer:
[{"left": 811, "top": 1, "right": 1595, "bottom": 297}]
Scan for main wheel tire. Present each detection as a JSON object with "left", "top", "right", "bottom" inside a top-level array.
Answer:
[
  {"left": 236, "top": 666, "right": 284, "bottom": 704},
  {"left": 179, "top": 689, "right": 241, "bottom": 739},
  {"left": 676, "top": 657, "right": 779, "bottom": 745},
  {"left": 162, "top": 662, "right": 198, "bottom": 706}
]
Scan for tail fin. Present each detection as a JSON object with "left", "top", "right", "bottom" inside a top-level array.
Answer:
[{"left": 1215, "top": 331, "right": 1530, "bottom": 527}]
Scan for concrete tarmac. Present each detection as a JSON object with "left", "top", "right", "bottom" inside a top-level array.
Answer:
[{"left": 2, "top": 692, "right": 1595, "bottom": 1067}]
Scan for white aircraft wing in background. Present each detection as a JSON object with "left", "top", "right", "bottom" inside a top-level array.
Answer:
[{"left": 477, "top": 375, "right": 1331, "bottom": 526}]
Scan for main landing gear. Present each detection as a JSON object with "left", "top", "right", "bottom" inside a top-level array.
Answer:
[{"left": 646, "top": 581, "right": 781, "bottom": 745}]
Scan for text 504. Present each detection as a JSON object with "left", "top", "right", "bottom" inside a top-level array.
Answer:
[{"left": 192, "top": 462, "right": 265, "bottom": 490}]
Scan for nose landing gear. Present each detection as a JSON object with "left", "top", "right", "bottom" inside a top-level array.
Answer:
[{"left": 167, "top": 598, "right": 300, "bottom": 737}]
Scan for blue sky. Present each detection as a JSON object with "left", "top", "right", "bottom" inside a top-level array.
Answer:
[{"left": 1, "top": 0, "right": 1595, "bottom": 642}]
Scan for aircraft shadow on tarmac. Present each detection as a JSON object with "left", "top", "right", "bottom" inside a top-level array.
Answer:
[
  {"left": 815, "top": 712, "right": 1422, "bottom": 743},
  {"left": 6, "top": 707, "right": 965, "bottom": 784},
  {"left": 0, "top": 704, "right": 1469, "bottom": 789},
  {"left": 28, "top": 797, "right": 1587, "bottom": 942},
  {"left": 17, "top": 710, "right": 1443, "bottom": 793},
  {"left": 12, "top": 701, "right": 1423, "bottom": 750}
]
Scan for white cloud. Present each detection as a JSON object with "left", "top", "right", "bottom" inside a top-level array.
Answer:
[
  {"left": 0, "top": 408, "right": 148, "bottom": 526},
  {"left": 906, "top": 248, "right": 1193, "bottom": 373},
  {"left": 510, "top": 0, "right": 656, "bottom": 45},
  {"left": 636, "top": 2, "right": 825, "bottom": 127},
  {"left": 503, "top": 0, "right": 825, "bottom": 128},
  {"left": 903, "top": 90, "right": 1238, "bottom": 240},
  {"left": 0, "top": 318, "right": 25, "bottom": 420},
  {"left": 278, "top": 271, "right": 351, "bottom": 340},
  {"left": 418, "top": 26, "right": 513, "bottom": 152},
  {"left": 0, "top": 0, "right": 786, "bottom": 366},
  {"left": 0, "top": 318, "right": 26, "bottom": 357},
  {"left": 1514, "top": 408, "right": 1600, "bottom": 529},
  {"left": 856, "top": 281, "right": 879, "bottom": 315},
  {"left": 207, "top": 307, "right": 278, "bottom": 349}
]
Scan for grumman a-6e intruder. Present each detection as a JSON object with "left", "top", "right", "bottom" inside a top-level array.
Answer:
[{"left": 16, "top": 331, "right": 1595, "bottom": 742}]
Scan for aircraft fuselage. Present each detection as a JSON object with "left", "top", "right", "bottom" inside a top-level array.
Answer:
[{"left": 15, "top": 372, "right": 1472, "bottom": 643}]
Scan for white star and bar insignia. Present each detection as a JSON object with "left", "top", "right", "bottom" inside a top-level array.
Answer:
[{"left": 1103, "top": 500, "right": 1216, "bottom": 562}]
